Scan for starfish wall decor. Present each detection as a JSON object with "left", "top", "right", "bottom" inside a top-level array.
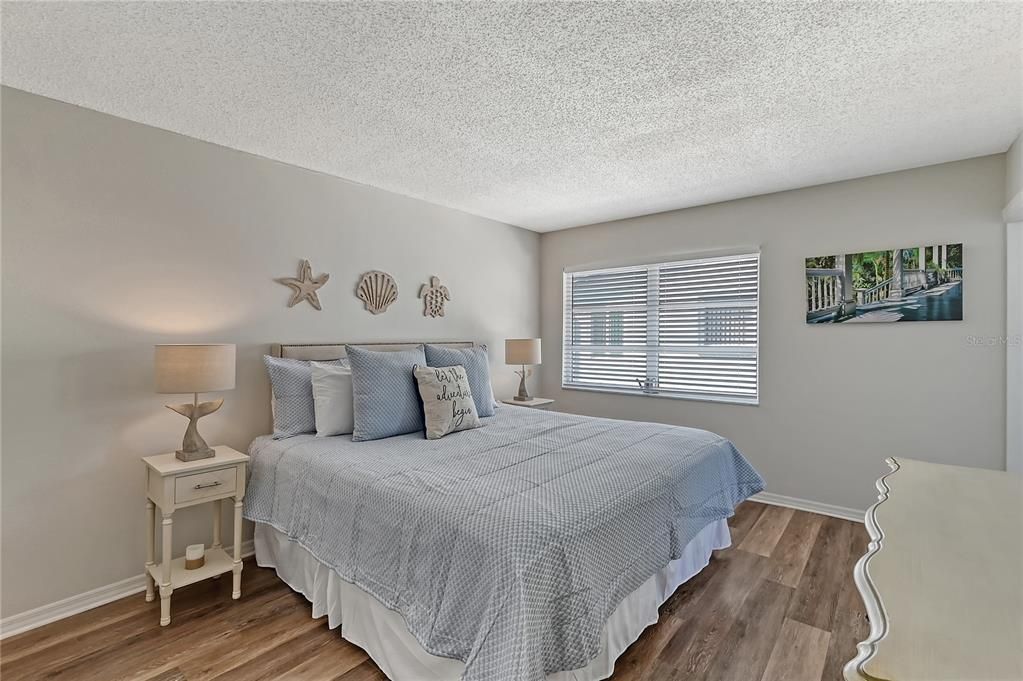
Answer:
[{"left": 276, "top": 259, "right": 329, "bottom": 310}]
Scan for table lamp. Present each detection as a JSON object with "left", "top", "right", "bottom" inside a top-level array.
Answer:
[
  {"left": 505, "top": 338, "right": 541, "bottom": 402},
  {"left": 154, "top": 344, "right": 236, "bottom": 461}
]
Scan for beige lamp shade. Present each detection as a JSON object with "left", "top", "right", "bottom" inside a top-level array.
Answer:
[
  {"left": 505, "top": 338, "right": 542, "bottom": 366},
  {"left": 154, "top": 344, "right": 236, "bottom": 394}
]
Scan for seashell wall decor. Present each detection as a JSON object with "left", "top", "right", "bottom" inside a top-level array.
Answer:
[{"left": 356, "top": 270, "right": 398, "bottom": 314}]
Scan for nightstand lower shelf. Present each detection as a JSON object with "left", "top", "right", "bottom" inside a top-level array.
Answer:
[{"left": 147, "top": 547, "right": 233, "bottom": 590}]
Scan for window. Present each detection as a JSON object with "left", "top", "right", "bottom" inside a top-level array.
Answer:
[{"left": 562, "top": 252, "right": 759, "bottom": 404}]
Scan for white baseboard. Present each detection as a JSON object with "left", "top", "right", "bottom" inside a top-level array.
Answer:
[
  {"left": 752, "top": 492, "right": 864, "bottom": 523},
  {"left": 0, "top": 540, "right": 255, "bottom": 640}
]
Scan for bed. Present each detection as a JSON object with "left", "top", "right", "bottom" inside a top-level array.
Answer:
[{"left": 245, "top": 342, "right": 764, "bottom": 681}]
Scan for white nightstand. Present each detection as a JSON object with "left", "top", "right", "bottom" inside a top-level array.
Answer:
[
  {"left": 501, "top": 397, "right": 555, "bottom": 410},
  {"left": 142, "top": 445, "right": 248, "bottom": 626}
]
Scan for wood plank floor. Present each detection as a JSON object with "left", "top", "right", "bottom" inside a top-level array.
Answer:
[{"left": 0, "top": 502, "right": 868, "bottom": 681}]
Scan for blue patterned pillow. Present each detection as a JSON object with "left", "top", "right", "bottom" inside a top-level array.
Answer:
[
  {"left": 345, "top": 345, "right": 427, "bottom": 441},
  {"left": 424, "top": 344, "right": 496, "bottom": 417},
  {"left": 264, "top": 356, "right": 345, "bottom": 439}
]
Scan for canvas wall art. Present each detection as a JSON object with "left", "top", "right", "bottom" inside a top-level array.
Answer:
[{"left": 806, "top": 244, "right": 962, "bottom": 323}]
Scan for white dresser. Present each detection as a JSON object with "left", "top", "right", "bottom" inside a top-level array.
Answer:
[{"left": 845, "top": 458, "right": 1023, "bottom": 681}]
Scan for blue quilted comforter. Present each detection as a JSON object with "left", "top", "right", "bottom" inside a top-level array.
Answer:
[{"left": 244, "top": 407, "right": 763, "bottom": 681}]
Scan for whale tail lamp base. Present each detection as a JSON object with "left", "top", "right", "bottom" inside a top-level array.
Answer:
[
  {"left": 505, "top": 338, "right": 542, "bottom": 403},
  {"left": 154, "top": 344, "right": 236, "bottom": 462}
]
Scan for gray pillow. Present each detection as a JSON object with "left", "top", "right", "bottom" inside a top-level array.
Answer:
[
  {"left": 346, "top": 344, "right": 427, "bottom": 441},
  {"left": 413, "top": 365, "right": 482, "bottom": 439},
  {"left": 423, "top": 344, "right": 496, "bottom": 417},
  {"left": 264, "top": 355, "right": 346, "bottom": 439}
]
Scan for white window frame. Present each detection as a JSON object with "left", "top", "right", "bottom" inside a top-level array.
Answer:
[{"left": 562, "top": 251, "right": 760, "bottom": 406}]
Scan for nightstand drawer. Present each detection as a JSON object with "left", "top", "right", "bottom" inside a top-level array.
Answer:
[{"left": 174, "top": 467, "right": 236, "bottom": 504}]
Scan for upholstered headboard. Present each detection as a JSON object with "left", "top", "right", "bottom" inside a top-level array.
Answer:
[{"left": 270, "top": 341, "right": 476, "bottom": 362}]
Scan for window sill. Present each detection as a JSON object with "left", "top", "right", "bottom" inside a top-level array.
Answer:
[{"left": 560, "top": 384, "right": 759, "bottom": 407}]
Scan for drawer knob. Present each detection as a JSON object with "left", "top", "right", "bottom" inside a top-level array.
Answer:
[{"left": 194, "top": 481, "right": 222, "bottom": 490}]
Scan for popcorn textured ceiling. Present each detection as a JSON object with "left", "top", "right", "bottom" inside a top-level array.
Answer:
[{"left": 2, "top": 2, "right": 1020, "bottom": 231}]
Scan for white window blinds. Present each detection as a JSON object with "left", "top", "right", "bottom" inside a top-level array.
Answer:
[{"left": 562, "top": 252, "right": 759, "bottom": 404}]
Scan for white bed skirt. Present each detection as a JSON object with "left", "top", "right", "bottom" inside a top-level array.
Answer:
[{"left": 254, "top": 519, "right": 730, "bottom": 681}]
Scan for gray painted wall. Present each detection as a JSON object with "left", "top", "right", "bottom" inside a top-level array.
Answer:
[
  {"left": 1009, "top": 220, "right": 1022, "bottom": 474},
  {"left": 1007, "top": 134, "right": 1023, "bottom": 473},
  {"left": 1006, "top": 134, "right": 1022, "bottom": 210},
  {"left": 1, "top": 87, "right": 540, "bottom": 617},
  {"left": 540, "top": 156, "right": 1008, "bottom": 512}
]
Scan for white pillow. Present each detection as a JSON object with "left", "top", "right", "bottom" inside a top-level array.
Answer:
[{"left": 310, "top": 361, "right": 355, "bottom": 437}]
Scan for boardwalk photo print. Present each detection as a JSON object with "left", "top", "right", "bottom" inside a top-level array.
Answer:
[{"left": 806, "top": 244, "right": 963, "bottom": 323}]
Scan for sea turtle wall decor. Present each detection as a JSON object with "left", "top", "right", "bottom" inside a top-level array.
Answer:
[
  {"left": 356, "top": 270, "right": 398, "bottom": 314},
  {"left": 419, "top": 275, "right": 451, "bottom": 318},
  {"left": 276, "top": 259, "right": 329, "bottom": 310}
]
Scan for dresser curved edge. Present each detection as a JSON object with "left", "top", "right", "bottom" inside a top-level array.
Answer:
[{"left": 843, "top": 457, "right": 899, "bottom": 681}]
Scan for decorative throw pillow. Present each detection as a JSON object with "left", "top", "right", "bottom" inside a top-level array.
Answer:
[
  {"left": 413, "top": 365, "right": 482, "bottom": 439},
  {"left": 423, "top": 344, "right": 496, "bottom": 417},
  {"left": 310, "top": 361, "right": 355, "bottom": 437},
  {"left": 264, "top": 356, "right": 346, "bottom": 439},
  {"left": 345, "top": 344, "right": 427, "bottom": 442}
]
